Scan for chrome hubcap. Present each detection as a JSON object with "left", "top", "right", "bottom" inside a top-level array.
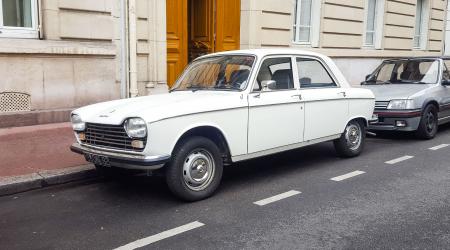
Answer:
[
  {"left": 183, "top": 149, "right": 215, "bottom": 191},
  {"left": 345, "top": 123, "right": 362, "bottom": 150}
]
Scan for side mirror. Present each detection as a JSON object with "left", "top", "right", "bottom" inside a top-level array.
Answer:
[
  {"left": 442, "top": 79, "right": 450, "bottom": 86},
  {"left": 261, "top": 80, "right": 277, "bottom": 91},
  {"left": 365, "top": 74, "right": 376, "bottom": 82}
]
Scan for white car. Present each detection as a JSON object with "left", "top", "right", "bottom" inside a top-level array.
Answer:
[{"left": 70, "top": 49, "right": 375, "bottom": 201}]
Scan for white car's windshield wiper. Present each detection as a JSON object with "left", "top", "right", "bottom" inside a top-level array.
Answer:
[
  {"left": 213, "top": 85, "right": 241, "bottom": 91},
  {"left": 186, "top": 84, "right": 212, "bottom": 92}
]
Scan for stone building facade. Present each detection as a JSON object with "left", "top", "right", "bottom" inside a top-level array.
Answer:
[{"left": 0, "top": 0, "right": 447, "bottom": 128}]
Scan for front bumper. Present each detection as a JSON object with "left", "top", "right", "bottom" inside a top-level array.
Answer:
[
  {"left": 368, "top": 109, "right": 422, "bottom": 131},
  {"left": 70, "top": 143, "right": 170, "bottom": 170}
]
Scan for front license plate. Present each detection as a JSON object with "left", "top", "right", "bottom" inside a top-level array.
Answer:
[{"left": 84, "top": 153, "right": 110, "bottom": 167}]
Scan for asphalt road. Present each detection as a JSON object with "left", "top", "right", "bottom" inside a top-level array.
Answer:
[{"left": 1, "top": 126, "right": 450, "bottom": 250}]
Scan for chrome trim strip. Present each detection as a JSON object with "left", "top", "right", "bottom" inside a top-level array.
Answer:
[
  {"left": 79, "top": 142, "right": 145, "bottom": 155},
  {"left": 231, "top": 134, "right": 341, "bottom": 162},
  {"left": 148, "top": 106, "right": 248, "bottom": 124},
  {"left": 72, "top": 143, "right": 170, "bottom": 162}
]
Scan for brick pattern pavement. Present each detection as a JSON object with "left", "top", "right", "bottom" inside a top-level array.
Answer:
[{"left": 0, "top": 123, "right": 86, "bottom": 177}]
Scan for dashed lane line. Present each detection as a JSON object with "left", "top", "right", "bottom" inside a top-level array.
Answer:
[
  {"left": 385, "top": 155, "right": 414, "bottom": 165},
  {"left": 253, "top": 190, "right": 301, "bottom": 206},
  {"left": 330, "top": 170, "right": 366, "bottom": 182},
  {"left": 429, "top": 144, "right": 449, "bottom": 151},
  {"left": 114, "top": 221, "right": 205, "bottom": 250}
]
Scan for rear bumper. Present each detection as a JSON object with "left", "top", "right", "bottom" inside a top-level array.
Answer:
[
  {"left": 70, "top": 143, "right": 170, "bottom": 170},
  {"left": 368, "top": 109, "right": 421, "bottom": 131}
]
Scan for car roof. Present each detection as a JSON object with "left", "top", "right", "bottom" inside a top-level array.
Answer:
[
  {"left": 196, "top": 48, "right": 327, "bottom": 60},
  {"left": 194, "top": 48, "right": 352, "bottom": 88},
  {"left": 383, "top": 56, "right": 450, "bottom": 62}
]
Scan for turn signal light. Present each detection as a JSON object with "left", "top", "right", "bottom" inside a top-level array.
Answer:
[
  {"left": 78, "top": 132, "right": 86, "bottom": 141},
  {"left": 131, "top": 140, "right": 145, "bottom": 149}
]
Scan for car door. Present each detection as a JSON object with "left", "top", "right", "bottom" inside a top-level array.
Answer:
[
  {"left": 247, "top": 56, "right": 305, "bottom": 154},
  {"left": 296, "top": 57, "right": 349, "bottom": 141}
]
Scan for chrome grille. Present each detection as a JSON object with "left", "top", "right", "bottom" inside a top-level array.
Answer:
[
  {"left": 375, "top": 101, "right": 389, "bottom": 110},
  {"left": 84, "top": 123, "right": 146, "bottom": 152}
]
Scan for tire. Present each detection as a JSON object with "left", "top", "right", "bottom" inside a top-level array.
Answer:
[
  {"left": 334, "top": 120, "right": 366, "bottom": 158},
  {"left": 415, "top": 104, "right": 438, "bottom": 140},
  {"left": 165, "top": 136, "right": 223, "bottom": 201}
]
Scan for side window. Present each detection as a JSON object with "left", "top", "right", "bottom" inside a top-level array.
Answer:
[
  {"left": 376, "top": 63, "right": 396, "bottom": 82},
  {"left": 254, "top": 57, "right": 294, "bottom": 91},
  {"left": 443, "top": 60, "right": 450, "bottom": 81},
  {"left": 296, "top": 58, "right": 336, "bottom": 88}
]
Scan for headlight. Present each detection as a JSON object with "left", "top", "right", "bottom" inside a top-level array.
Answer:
[
  {"left": 124, "top": 118, "right": 147, "bottom": 138},
  {"left": 387, "top": 100, "right": 414, "bottom": 110},
  {"left": 71, "top": 114, "right": 85, "bottom": 131}
]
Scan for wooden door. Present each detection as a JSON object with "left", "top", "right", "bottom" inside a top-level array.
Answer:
[
  {"left": 166, "top": 0, "right": 241, "bottom": 87},
  {"left": 215, "top": 0, "right": 240, "bottom": 52},
  {"left": 189, "top": 0, "right": 215, "bottom": 62},
  {"left": 166, "top": 0, "right": 188, "bottom": 87}
]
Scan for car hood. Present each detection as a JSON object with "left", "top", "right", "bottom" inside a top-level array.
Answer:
[
  {"left": 362, "top": 84, "right": 431, "bottom": 101},
  {"left": 73, "top": 91, "right": 246, "bottom": 125}
]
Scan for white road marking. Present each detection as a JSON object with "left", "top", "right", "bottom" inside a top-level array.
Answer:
[
  {"left": 330, "top": 170, "right": 366, "bottom": 182},
  {"left": 253, "top": 190, "right": 301, "bottom": 206},
  {"left": 114, "top": 221, "right": 205, "bottom": 250},
  {"left": 385, "top": 155, "right": 414, "bottom": 165},
  {"left": 429, "top": 144, "right": 449, "bottom": 151}
]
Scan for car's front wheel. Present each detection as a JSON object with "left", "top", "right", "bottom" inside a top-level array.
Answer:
[
  {"left": 415, "top": 104, "right": 438, "bottom": 139},
  {"left": 165, "top": 136, "right": 223, "bottom": 201},
  {"left": 334, "top": 120, "right": 366, "bottom": 158}
]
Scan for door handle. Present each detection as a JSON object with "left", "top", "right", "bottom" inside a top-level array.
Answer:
[
  {"left": 338, "top": 91, "right": 347, "bottom": 97},
  {"left": 291, "top": 94, "right": 302, "bottom": 100}
]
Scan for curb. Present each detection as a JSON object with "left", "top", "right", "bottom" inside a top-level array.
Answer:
[{"left": 0, "top": 165, "right": 98, "bottom": 196}]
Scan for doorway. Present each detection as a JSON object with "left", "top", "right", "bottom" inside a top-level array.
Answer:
[{"left": 166, "top": 0, "right": 241, "bottom": 87}]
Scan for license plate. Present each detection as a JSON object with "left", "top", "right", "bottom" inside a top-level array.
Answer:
[{"left": 84, "top": 153, "right": 110, "bottom": 167}]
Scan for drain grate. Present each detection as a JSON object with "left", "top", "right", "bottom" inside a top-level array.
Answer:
[{"left": 0, "top": 92, "right": 31, "bottom": 112}]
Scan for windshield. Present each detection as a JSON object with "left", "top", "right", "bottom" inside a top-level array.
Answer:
[
  {"left": 171, "top": 55, "right": 255, "bottom": 91},
  {"left": 365, "top": 59, "right": 440, "bottom": 85}
]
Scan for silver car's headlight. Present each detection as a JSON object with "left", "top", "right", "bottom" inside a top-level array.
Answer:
[
  {"left": 71, "top": 114, "right": 86, "bottom": 131},
  {"left": 124, "top": 118, "right": 147, "bottom": 138},
  {"left": 387, "top": 100, "right": 414, "bottom": 110}
]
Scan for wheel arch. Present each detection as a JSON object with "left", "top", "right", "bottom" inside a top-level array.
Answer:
[
  {"left": 173, "top": 125, "right": 232, "bottom": 163},
  {"left": 422, "top": 99, "right": 439, "bottom": 112},
  {"left": 346, "top": 116, "right": 368, "bottom": 128}
]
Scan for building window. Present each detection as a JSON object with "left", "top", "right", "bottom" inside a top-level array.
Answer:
[
  {"left": 0, "top": 0, "right": 38, "bottom": 38},
  {"left": 364, "top": 0, "right": 384, "bottom": 48},
  {"left": 414, "top": 0, "right": 429, "bottom": 49},
  {"left": 293, "top": 0, "right": 321, "bottom": 47}
]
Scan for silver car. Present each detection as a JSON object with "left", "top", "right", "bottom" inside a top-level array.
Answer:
[{"left": 362, "top": 57, "right": 450, "bottom": 139}]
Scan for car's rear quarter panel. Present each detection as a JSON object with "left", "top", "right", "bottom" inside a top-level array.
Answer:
[{"left": 347, "top": 87, "right": 376, "bottom": 126}]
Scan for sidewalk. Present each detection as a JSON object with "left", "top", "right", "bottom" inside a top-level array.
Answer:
[{"left": 0, "top": 123, "right": 96, "bottom": 195}]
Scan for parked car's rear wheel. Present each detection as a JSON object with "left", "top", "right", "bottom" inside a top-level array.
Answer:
[
  {"left": 166, "top": 136, "right": 223, "bottom": 201},
  {"left": 416, "top": 104, "right": 438, "bottom": 140},
  {"left": 334, "top": 120, "right": 366, "bottom": 158}
]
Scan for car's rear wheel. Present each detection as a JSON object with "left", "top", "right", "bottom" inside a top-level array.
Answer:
[
  {"left": 165, "top": 136, "right": 223, "bottom": 201},
  {"left": 334, "top": 120, "right": 366, "bottom": 158},
  {"left": 415, "top": 104, "right": 438, "bottom": 139}
]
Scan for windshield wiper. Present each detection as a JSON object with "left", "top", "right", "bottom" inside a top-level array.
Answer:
[
  {"left": 213, "top": 85, "right": 241, "bottom": 90},
  {"left": 186, "top": 84, "right": 211, "bottom": 92}
]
